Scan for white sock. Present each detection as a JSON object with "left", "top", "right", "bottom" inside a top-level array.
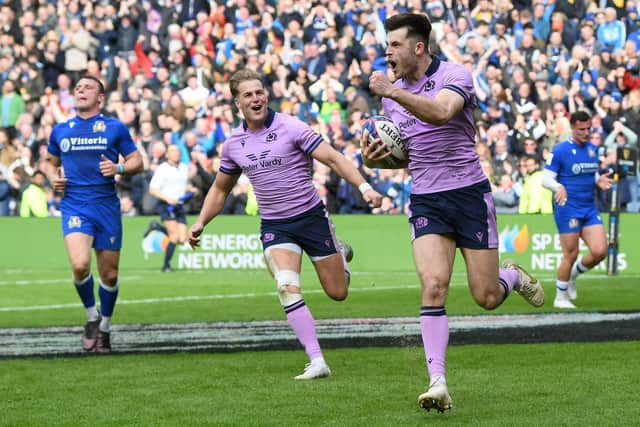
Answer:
[
  {"left": 556, "top": 280, "right": 569, "bottom": 297},
  {"left": 86, "top": 306, "right": 99, "bottom": 322},
  {"left": 430, "top": 375, "right": 446, "bottom": 386},
  {"left": 99, "top": 316, "right": 111, "bottom": 333},
  {"left": 570, "top": 259, "right": 588, "bottom": 282}
]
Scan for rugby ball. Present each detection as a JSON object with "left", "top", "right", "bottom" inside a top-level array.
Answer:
[{"left": 362, "top": 115, "right": 408, "bottom": 162}]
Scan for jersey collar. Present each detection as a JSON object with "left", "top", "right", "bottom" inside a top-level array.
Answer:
[
  {"left": 242, "top": 108, "right": 275, "bottom": 131},
  {"left": 425, "top": 55, "right": 441, "bottom": 77}
]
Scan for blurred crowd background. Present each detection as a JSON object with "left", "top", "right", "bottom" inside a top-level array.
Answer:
[{"left": 1, "top": 0, "right": 639, "bottom": 219}]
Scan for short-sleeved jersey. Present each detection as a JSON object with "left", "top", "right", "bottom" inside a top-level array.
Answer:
[
  {"left": 219, "top": 109, "right": 323, "bottom": 220},
  {"left": 149, "top": 161, "right": 190, "bottom": 200},
  {"left": 382, "top": 56, "right": 485, "bottom": 194},
  {"left": 48, "top": 113, "right": 137, "bottom": 202},
  {"left": 544, "top": 138, "right": 599, "bottom": 207}
]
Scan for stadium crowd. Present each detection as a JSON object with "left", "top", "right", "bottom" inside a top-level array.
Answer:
[{"left": 1, "top": 0, "right": 639, "bottom": 218}]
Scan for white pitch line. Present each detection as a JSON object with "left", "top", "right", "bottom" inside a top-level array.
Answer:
[
  {"left": 0, "top": 284, "right": 419, "bottom": 312},
  {"left": 0, "top": 271, "right": 624, "bottom": 286},
  {"left": 0, "top": 276, "right": 142, "bottom": 286}
]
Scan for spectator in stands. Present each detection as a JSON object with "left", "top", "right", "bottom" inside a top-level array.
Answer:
[
  {"left": 492, "top": 138, "right": 517, "bottom": 180},
  {"left": 604, "top": 120, "right": 639, "bottom": 150},
  {"left": 1, "top": 0, "right": 639, "bottom": 219},
  {"left": 0, "top": 169, "right": 9, "bottom": 216},
  {"left": 597, "top": 7, "right": 627, "bottom": 53},
  {"left": 17, "top": 169, "right": 47, "bottom": 218},
  {"left": 519, "top": 155, "right": 553, "bottom": 214},
  {"left": 61, "top": 17, "right": 98, "bottom": 82},
  {"left": 493, "top": 173, "right": 520, "bottom": 214},
  {"left": 0, "top": 79, "right": 25, "bottom": 137}
]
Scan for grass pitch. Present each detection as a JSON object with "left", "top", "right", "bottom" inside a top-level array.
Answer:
[
  {"left": 1, "top": 342, "right": 638, "bottom": 426},
  {"left": 1, "top": 215, "right": 639, "bottom": 425}
]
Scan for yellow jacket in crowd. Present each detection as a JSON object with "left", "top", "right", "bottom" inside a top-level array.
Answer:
[{"left": 518, "top": 170, "right": 554, "bottom": 214}]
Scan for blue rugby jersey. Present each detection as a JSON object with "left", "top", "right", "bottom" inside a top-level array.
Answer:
[
  {"left": 544, "top": 138, "right": 600, "bottom": 207},
  {"left": 48, "top": 114, "right": 137, "bottom": 202}
]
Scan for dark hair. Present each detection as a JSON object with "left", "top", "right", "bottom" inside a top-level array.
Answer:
[
  {"left": 384, "top": 13, "right": 432, "bottom": 45},
  {"left": 76, "top": 75, "right": 105, "bottom": 94},
  {"left": 570, "top": 110, "right": 591, "bottom": 124}
]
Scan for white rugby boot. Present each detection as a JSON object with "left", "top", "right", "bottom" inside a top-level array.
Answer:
[
  {"left": 418, "top": 376, "right": 453, "bottom": 413},
  {"left": 554, "top": 291, "right": 576, "bottom": 309},
  {"left": 294, "top": 359, "right": 331, "bottom": 380}
]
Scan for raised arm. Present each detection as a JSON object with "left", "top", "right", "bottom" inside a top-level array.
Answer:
[{"left": 369, "top": 70, "right": 465, "bottom": 126}]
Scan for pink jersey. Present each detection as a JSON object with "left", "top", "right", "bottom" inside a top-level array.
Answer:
[
  {"left": 219, "top": 110, "right": 323, "bottom": 219},
  {"left": 382, "top": 56, "right": 486, "bottom": 194}
]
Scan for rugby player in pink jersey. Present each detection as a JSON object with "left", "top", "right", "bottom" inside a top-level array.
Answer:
[
  {"left": 361, "top": 13, "right": 545, "bottom": 412},
  {"left": 190, "top": 69, "right": 382, "bottom": 380}
]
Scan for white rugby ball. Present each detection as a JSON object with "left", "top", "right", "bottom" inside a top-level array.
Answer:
[{"left": 362, "top": 115, "right": 408, "bottom": 162}]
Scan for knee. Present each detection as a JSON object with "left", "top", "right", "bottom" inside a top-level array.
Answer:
[
  {"left": 592, "top": 246, "right": 608, "bottom": 263},
  {"left": 70, "top": 263, "right": 90, "bottom": 282},
  {"left": 100, "top": 273, "right": 118, "bottom": 287},
  {"left": 98, "top": 266, "right": 119, "bottom": 286},
  {"left": 473, "top": 291, "right": 502, "bottom": 310},
  {"left": 276, "top": 270, "right": 302, "bottom": 306},
  {"left": 420, "top": 275, "right": 449, "bottom": 302},
  {"left": 564, "top": 250, "right": 579, "bottom": 263},
  {"left": 326, "top": 286, "right": 348, "bottom": 302}
]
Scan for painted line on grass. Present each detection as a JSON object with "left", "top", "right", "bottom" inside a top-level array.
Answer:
[
  {"left": 0, "top": 285, "right": 419, "bottom": 312},
  {"left": 0, "top": 276, "right": 142, "bottom": 286},
  {"left": 1, "top": 311, "right": 639, "bottom": 358}
]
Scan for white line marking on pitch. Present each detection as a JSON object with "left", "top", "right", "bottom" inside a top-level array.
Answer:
[
  {"left": 3, "top": 271, "right": 628, "bottom": 286},
  {"left": 0, "top": 285, "right": 412, "bottom": 312},
  {"left": 0, "top": 276, "right": 142, "bottom": 286}
]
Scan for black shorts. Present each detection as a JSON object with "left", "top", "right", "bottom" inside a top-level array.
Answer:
[
  {"left": 157, "top": 202, "right": 187, "bottom": 224},
  {"left": 260, "top": 202, "right": 339, "bottom": 257},
  {"left": 409, "top": 180, "right": 498, "bottom": 249}
]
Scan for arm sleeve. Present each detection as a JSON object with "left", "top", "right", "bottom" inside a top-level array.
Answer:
[{"left": 542, "top": 169, "right": 562, "bottom": 192}]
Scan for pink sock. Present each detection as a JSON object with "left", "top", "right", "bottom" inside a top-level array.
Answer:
[
  {"left": 285, "top": 300, "right": 323, "bottom": 361},
  {"left": 499, "top": 268, "right": 520, "bottom": 299},
  {"left": 420, "top": 306, "right": 448, "bottom": 378}
]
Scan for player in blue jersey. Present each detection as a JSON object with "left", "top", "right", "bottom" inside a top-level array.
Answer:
[
  {"left": 189, "top": 69, "right": 382, "bottom": 380},
  {"left": 360, "top": 13, "right": 544, "bottom": 412},
  {"left": 47, "top": 76, "right": 143, "bottom": 354},
  {"left": 543, "top": 110, "right": 613, "bottom": 309}
]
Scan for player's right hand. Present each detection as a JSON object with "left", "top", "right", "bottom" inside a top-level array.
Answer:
[
  {"left": 188, "top": 222, "right": 204, "bottom": 249},
  {"left": 52, "top": 168, "right": 67, "bottom": 193},
  {"left": 360, "top": 129, "right": 393, "bottom": 167},
  {"left": 363, "top": 189, "right": 383, "bottom": 208},
  {"left": 555, "top": 185, "right": 568, "bottom": 206},
  {"left": 369, "top": 70, "right": 394, "bottom": 97}
]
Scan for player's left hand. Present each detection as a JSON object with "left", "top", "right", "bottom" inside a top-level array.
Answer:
[
  {"left": 361, "top": 129, "right": 394, "bottom": 167},
  {"left": 99, "top": 154, "right": 117, "bottom": 177},
  {"left": 597, "top": 171, "right": 614, "bottom": 191},
  {"left": 363, "top": 189, "right": 383, "bottom": 208}
]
